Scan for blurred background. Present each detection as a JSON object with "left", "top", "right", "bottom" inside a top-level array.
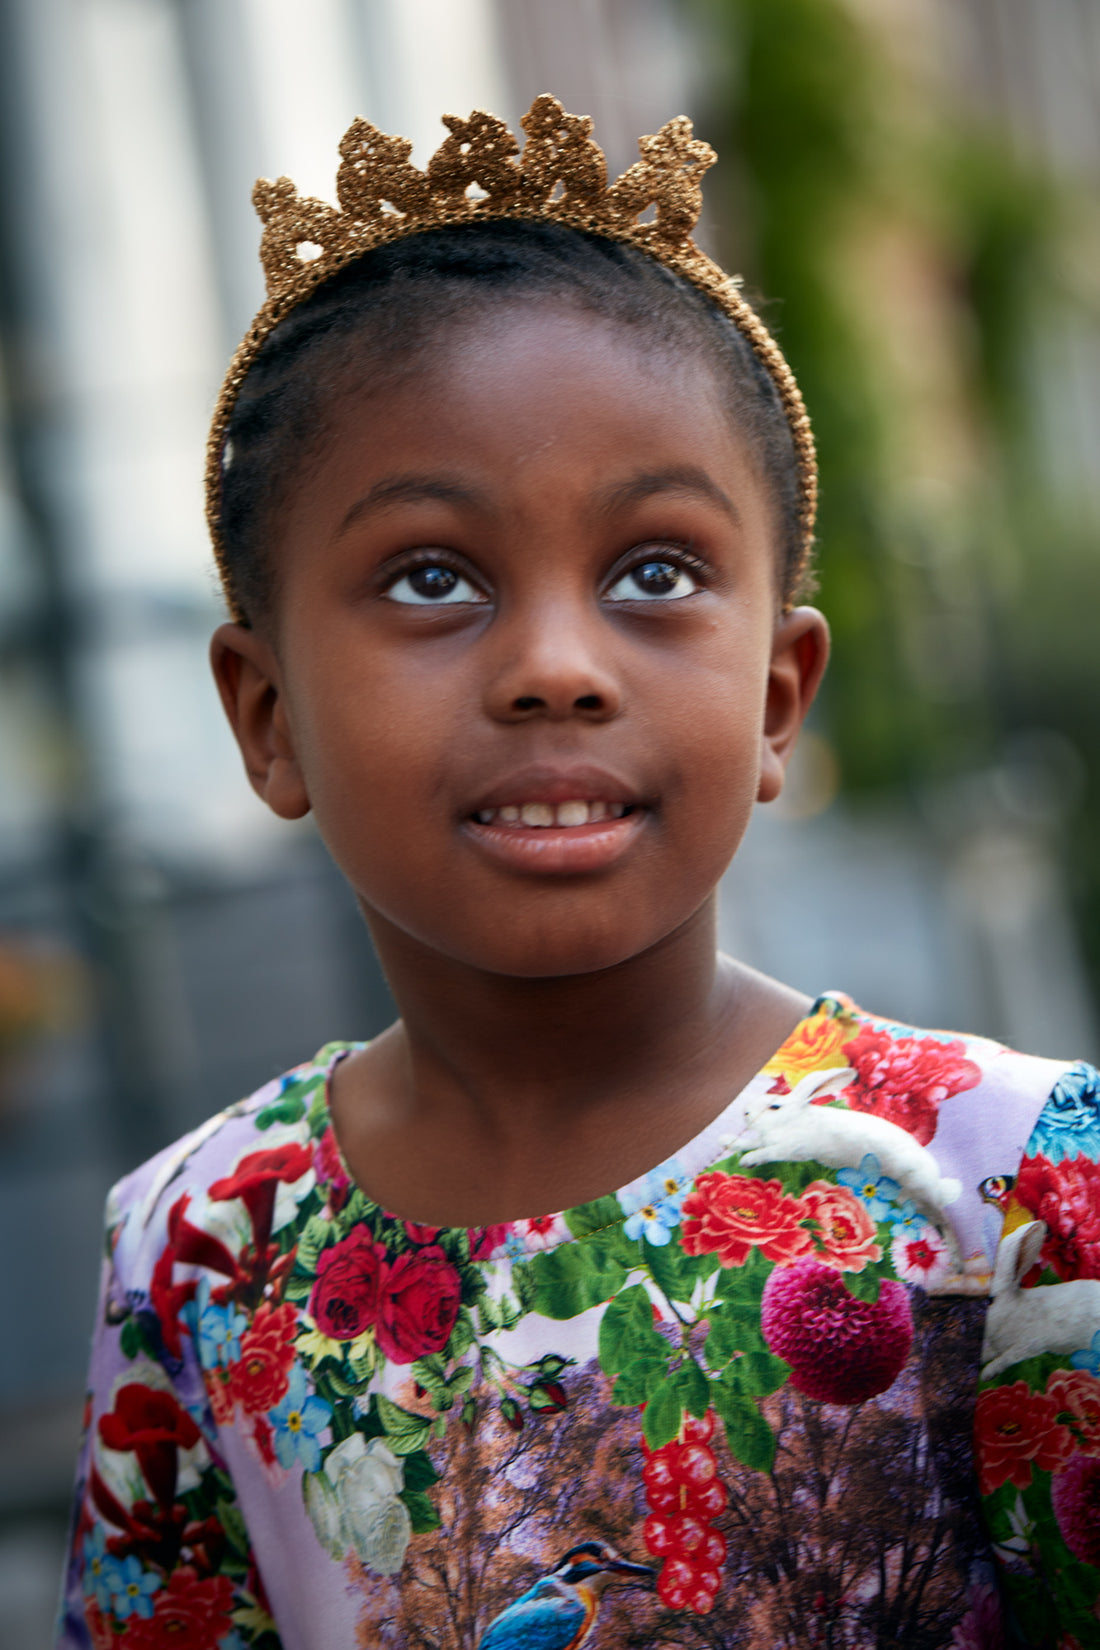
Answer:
[{"left": 0, "top": 0, "right": 1098, "bottom": 1640}]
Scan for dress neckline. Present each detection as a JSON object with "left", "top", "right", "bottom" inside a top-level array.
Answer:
[{"left": 310, "top": 992, "right": 860, "bottom": 1260}]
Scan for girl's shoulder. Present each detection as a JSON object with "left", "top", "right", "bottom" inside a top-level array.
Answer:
[{"left": 107, "top": 1041, "right": 353, "bottom": 1285}]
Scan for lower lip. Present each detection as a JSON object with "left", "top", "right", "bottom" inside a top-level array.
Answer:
[{"left": 463, "top": 811, "right": 648, "bottom": 874}]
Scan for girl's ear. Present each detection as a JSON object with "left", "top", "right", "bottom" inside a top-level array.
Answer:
[
  {"left": 757, "top": 606, "right": 831, "bottom": 805},
  {"left": 210, "top": 623, "right": 311, "bottom": 820}
]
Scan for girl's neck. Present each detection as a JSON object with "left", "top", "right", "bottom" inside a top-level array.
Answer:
[{"left": 328, "top": 900, "right": 811, "bottom": 1227}]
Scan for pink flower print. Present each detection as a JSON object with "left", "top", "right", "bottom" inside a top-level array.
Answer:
[
  {"left": 890, "top": 1223, "right": 952, "bottom": 1289},
  {"left": 839, "top": 1026, "right": 980, "bottom": 1145},
  {"left": 949, "top": 1581, "right": 1005, "bottom": 1649},
  {"left": 761, "top": 1257, "right": 913, "bottom": 1404},
  {"left": 1047, "top": 1369, "right": 1100, "bottom": 1455},
  {"left": 1052, "top": 1454, "right": 1100, "bottom": 1565},
  {"left": 799, "top": 1181, "right": 881, "bottom": 1273},
  {"left": 517, "top": 1213, "right": 571, "bottom": 1250},
  {"left": 314, "top": 1126, "right": 351, "bottom": 1212}
]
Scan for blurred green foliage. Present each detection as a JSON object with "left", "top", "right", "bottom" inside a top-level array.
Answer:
[{"left": 695, "top": 0, "right": 1100, "bottom": 995}]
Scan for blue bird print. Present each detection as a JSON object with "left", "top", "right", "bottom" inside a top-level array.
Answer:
[{"left": 477, "top": 1541, "right": 654, "bottom": 1649}]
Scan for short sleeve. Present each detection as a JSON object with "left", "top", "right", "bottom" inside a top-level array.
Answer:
[
  {"left": 56, "top": 1198, "right": 283, "bottom": 1650},
  {"left": 976, "top": 1061, "right": 1100, "bottom": 1644}
]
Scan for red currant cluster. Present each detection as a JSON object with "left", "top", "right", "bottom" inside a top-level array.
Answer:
[{"left": 641, "top": 1411, "right": 728, "bottom": 1614}]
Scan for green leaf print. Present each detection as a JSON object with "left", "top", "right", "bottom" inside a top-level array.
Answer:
[
  {"left": 525, "top": 1242, "right": 627, "bottom": 1319},
  {"left": 216, "top": 1497, "right": 252, "bottom": 1561},
  {"left": 644, "top": 1232, "right": 713, "bottom": 1303},
  {"left": 844, "top": 1268, "right": 881, "bottom": 1303},
  {"left": 711, "top": 1381, "right": 776, "bottom": 1473},
  {"left": 672, "top": 1358, "right": 711, "bottom": 1417},
  {"left": 119, "top": 1315, "right": 156, "bottom": 1363},
  {"left": 598, "top": 1284, "right": 668, "bottom": 1373},
  {"left": 256, "top": 1095, "right": 307, "bottom": 1129},
  {"left": 566, "top": 1195, "right": 627, "bottom": 1238},
  {"left": 726, "top": 1352, "right": 790, "bottom": 1398},
  {"left": 296, "top": 1214, "right": 333, "bottom": 1277},
  {"left": 610, "top": 1356, "right": 667, "bottom": 1407},
  {"left": 375, "top": 1394, "right": 433, "bottom": 1455},
  {"left": 704, "top": 1303, "right": 768, "bottom": 1363},
  {"left": 643, "top": 1379, "right": 683, "bottom": 1450},
  {"left": 400, "top": 1488, "right": 442, "bottom": 1534},
  {"left": 401, "top": 1450, "right": 441, "bottom": 1492}
]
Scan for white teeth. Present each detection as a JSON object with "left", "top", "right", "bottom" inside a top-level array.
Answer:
[{"left": 474, "top": 799, "right": 635, "bottom": 827}]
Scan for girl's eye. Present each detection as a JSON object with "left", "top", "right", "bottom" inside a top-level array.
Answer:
[
  {"left": 607, "top": 559, "right": 700, "bottom": 602},
  {"left": 384, "top": 563, "right": 486, "bottom": 605}
]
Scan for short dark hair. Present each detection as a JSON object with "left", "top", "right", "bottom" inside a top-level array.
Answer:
[{"left": 218, "top": 219, "right": 807, "bottom": 624}]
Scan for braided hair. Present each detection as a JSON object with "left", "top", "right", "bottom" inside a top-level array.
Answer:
[{"left": 217, "top": 220, "right": 807, "bottom": 625}]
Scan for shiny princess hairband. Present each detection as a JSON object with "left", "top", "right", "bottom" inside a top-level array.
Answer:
[{"left": 205, "top": 94, "right": 818, "bottom": 619}]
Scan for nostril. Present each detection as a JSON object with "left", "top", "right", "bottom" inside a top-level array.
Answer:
[
  {"left": 575, "top": 695, "right": 602, "bottom": 711},
  {"left": 514, "top": 695, "right": 543, "bottom": 712}
]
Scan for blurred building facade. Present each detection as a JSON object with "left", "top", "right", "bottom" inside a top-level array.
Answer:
[{"left": 0, "top": 2, "right": 1096, "bottom": 1643}]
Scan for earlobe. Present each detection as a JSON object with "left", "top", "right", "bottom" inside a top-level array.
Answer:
[
  {"left": 209, "top": 623, "right": 311, "bottom": 820},
  {"left": 757, "top": 606, "right": 831, "bottom": 805}
]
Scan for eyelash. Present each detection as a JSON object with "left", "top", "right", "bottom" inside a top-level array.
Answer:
[{"left": 379, "top": 543, "right": 711, "bottom": 604}]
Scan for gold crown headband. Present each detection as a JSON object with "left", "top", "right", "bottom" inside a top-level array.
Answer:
[{"left": 206, "top": 95, "right": 817, "bottom": 620}]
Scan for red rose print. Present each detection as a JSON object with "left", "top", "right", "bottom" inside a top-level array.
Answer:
[
  {"left": 761, "top": 1258, "right": 912, "bottom": 1403},
  {"left": 1052, "top": 1455, "right": 1100, "bottom": 1566},
  {"left": 229, "top": 1302, "right": 297, "bottom": 1415},
  {"left": 375, "top": 1245, "right": 462, "bottom": 1363},
  {"left": 84, "top": 1601, "right": 116, "bottom": 1650},
  {"left": 1047, "top": 1370, "right": 1100, "bottom": 1455},
  {"left": 99, "top": 1385, "right": 200, "bottom": 1506},
  {"left": 404, "top": 1222, "right": 443, "bottom": 1245},
  {"left": 468, "top": 1224, "right": 512, "bottom": 1261},
  {"left": 799, "top": 1181, "right": 882, "bottom": 1273},
  {"left": 310, "top": 1228, "right": 385, "bottom": 1342},
  {"left": 838, "top": 1027, "right": 980, "bottom": 1145},
  {"left": 204, "top": 1370, "right": 236, "bottom": 1429},
  {"left": 975, "top": 1381, "right": 1073, "bottom": 1493},
  {"left": 1015, "top": 1155, "right": 1100, "bottom": 1280},
  {"left": 209, "top": 1142, "right": 313, "bottom": 1251},
  {"left": 681, "top": 1173, "right": 812, "bottom": 1269},
  {"left": 125, "top": 1569, "right": 234, "bottom": 1650}
]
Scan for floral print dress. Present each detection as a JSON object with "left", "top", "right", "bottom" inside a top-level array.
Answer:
[{"left": 57, "top": 994, "right": 1100, "bottom": 1649}]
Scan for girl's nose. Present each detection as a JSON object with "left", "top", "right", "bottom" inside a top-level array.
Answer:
[{"left": 483, "top": 601, "right": 622, "bottom": 724}]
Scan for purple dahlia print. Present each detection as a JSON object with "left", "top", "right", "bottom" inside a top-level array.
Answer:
[
  {"left": 1052, "top": 1454, "right": 1100, "bottom": 1566},
  {"left": 760, "top": 1257, "right": 913, "bottom": 1404}
]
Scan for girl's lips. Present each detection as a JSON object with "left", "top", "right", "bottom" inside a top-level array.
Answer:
[{"left": 463, "top": 806, "right": 648, "bottom": 874}]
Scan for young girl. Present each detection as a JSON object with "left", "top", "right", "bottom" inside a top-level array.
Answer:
[{"left": 59, "top": 98, "right": 1100, "bottom": 1649}]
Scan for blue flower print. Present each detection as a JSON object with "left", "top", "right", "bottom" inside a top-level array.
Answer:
[
  {"left": 889, "top": 1200, "right": 922, "bottom": 1235},
  {"left": 82, "top": 1525, "right": 112, "bottom": 1611},
  {"left": 100, "top": 1553, "right": 160, "bottom": 1621},
  {"left": 619, "top": 1160, "right": 687, "bottom": 1246},
  {"left": 837, "top": 1154, "right": 901, "bottom": 1221},
  {"left": 1027, "top": 1063, "right": 1100, "bottom": 1164},
  {"left": 270, "top": 1364, "right": 332, "bottom": 1471},
  {"left": 197, "top": 1286, "right": 249, "bottom": 1371},
  {"left": 1071, "top": 1330, "right": 1100, "bottom": 1376}
]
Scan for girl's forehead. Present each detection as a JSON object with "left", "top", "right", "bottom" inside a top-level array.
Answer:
[{"left": 325, "top": 302, "right": 742, "bottom": 470}]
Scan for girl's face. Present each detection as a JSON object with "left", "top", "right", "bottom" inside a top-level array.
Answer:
[{"left": 213, "top": 303, "right": 827, "bottom": 979}]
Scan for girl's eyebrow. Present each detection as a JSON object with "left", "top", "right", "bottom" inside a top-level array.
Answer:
[
  {"left": 336, "top": 474, "right": 488, "bottom": 537},
  {"left": 595, "top": 466, "right": 740, "bottom": 525}
]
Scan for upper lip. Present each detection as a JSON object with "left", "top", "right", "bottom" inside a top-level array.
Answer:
[{"left": 466, "top": 762, "right": 647, "bottom": 815}]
